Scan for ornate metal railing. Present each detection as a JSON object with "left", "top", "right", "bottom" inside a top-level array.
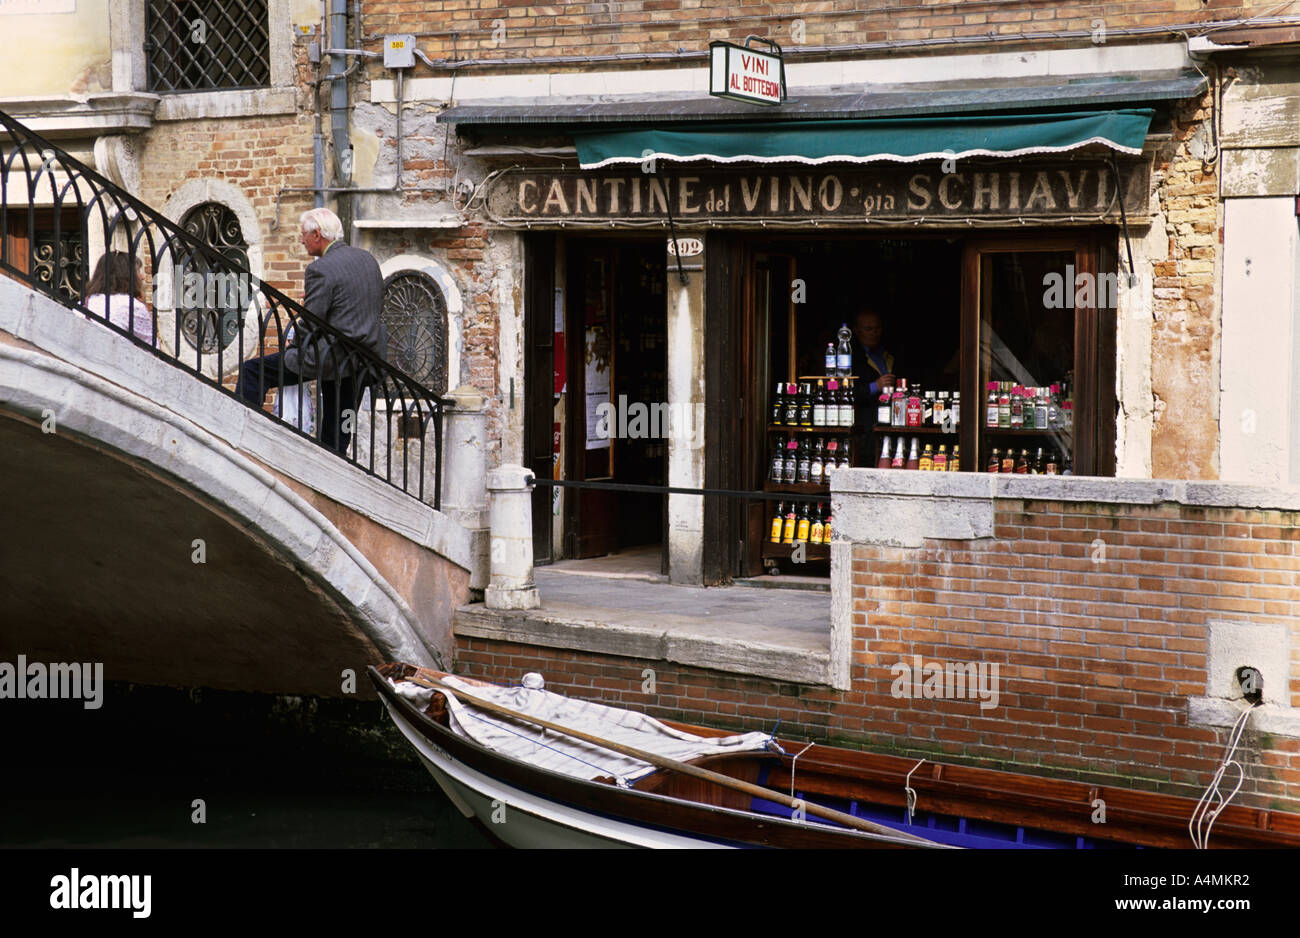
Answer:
[{"left": 0, "top": 109, "right": 441, "bottom": 508}]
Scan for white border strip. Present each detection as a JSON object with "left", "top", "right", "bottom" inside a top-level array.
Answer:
[{"left": 579, "top": 138, "right": 1144, "bottom": 169}]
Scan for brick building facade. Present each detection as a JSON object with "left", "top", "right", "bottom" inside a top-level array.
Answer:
[{"left": 4, "top": 1, "right": 1300, "bottom": 824}]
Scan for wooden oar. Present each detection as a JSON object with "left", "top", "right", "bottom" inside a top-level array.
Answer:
[{"left": 403, "top": 672, "right": 949, "bottom": 848}]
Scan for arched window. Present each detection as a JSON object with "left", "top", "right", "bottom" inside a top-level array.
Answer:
[
  {"left": 381, "top": 270, "right": 448, "bottom": 395},
  {"left": 177, "top": 201, "right": 250, "bottom": 352}
]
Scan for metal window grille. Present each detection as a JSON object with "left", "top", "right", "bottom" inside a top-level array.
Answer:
[
  {"left": 145, "top": 0, "right": 270, "bottom": 93},
  {"left": 381, "top": 270, "right": 449, "bottom": 397},
  {"left": 177, "top": 202, "right": 250, "bottom": 352},
  {"left": 32, "top": 215, "right": 87, "bottom": 304}
]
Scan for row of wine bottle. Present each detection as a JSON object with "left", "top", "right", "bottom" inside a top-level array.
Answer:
[
  {"left": 769, "top": 436, "right": 851, "bottom": 485},
  {"left": 769, "top": 501, "right": 832, "bottom": 546},
  {"left": 986, "top": 447, "right": 1071, "bottom": 474},
  {"left": 876, "top": 435, "right": 960, "bottom": 471},
  {"left": 772, "top": 380, "right": 856, "bottom": 429}
]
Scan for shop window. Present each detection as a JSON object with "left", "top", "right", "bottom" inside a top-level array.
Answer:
[
  {"left": 145, "top": 0, "right": 271, "bottom": 93},
  {"left": 381, "top": 270, "right": 448, "bottom": 396},
  {"left": 176, "top": 201, "right": 250, "bottom": 352}
]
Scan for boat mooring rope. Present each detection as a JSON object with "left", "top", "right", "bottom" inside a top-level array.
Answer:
[
  {"left": 1188, "top": 705, "right": 1255, "bottom": 849},
  {"left": 904, "top": 759, "right": 926, "bottom": 826},
  {"left": 787, "top": 741, "right": 817, "bottom": 801}
]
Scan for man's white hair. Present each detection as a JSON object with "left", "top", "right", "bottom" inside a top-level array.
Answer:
[{"left": 300, "top": 208, "right": 344, "bottom": 243}]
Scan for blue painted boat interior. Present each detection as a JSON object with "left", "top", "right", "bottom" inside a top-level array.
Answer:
[{"left": 751, "top": 766, "right": 1141, "bottom": 849}]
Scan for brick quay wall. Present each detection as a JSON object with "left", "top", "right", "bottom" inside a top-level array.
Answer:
[{"left": 456, "top": 472, "right": 1300, "bottom": 812}]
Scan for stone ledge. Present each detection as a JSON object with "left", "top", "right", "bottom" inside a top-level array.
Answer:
[
  {"left": 454, "top": 604, "right": 832, "bottom": 686},
  {"left": 0, "top": 93, "right": 159, "bottom": 137},
  {"left": 832, "top": 467, "right": 1300, "bottom": 511},
  {"left": 1188, "top": 697, "right": 1300, "bottom": 738},
  {"left": 154, "top": 87, "right": 297, "bottom": 122}
]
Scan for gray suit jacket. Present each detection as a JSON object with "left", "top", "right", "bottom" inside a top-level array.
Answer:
[{"left": 284, "top": 241, "right": 387, "bottom": 378}]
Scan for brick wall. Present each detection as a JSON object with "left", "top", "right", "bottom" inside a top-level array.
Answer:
[
  {"left": 455, "top": 490, "right": 1300, "bottom": 812},
  {"left": 360, "top": 1, "right": 1279, "bottom": 62},
  {"left": 138, "top": 114, "right": 316, "bottom": 303}
]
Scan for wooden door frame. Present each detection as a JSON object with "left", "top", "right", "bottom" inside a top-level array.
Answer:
[
  {"left": 960, "top": 232, "right": 1114, "bottom": 475},
  {"left": 523, "top": 232, "right": 556, "bottom": 564}
]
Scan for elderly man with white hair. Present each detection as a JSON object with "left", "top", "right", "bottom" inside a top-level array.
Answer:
[{"left": 236, "top": 207, "right": 387, "bottom": 454}]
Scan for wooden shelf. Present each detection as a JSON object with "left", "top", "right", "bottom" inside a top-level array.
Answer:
[
  {"left": 762, "top": 540, "right": 831, "bottom": 560},
  {"left": 874, "top": 425, "right": 959, "bottom": 435},
  {"left": 766, "top": 481, "right": 834, "bottom": 494},
  {"left": 767, "top": 424, "right": 855, "bottom": 434}
]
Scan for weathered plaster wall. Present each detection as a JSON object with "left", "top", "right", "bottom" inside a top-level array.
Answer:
[
  {"left": 1, "top": 1, "right": 111, "bottom": 97},
  {"left": 1150, "top": 93, "right": 1221, "bottom": 480}
]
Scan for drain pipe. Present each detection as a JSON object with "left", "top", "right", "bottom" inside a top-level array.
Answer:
[{"left": 329, "top": 0, "right": 353, "bottom": 235}]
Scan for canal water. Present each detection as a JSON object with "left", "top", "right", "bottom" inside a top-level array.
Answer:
[{"left": 0, "top": 681, "right": 495, "bottom": 849}]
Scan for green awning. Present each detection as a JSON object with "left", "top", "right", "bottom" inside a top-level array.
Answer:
[{"left": 574, "top": 108, "right": 1154, "bottom": 168}]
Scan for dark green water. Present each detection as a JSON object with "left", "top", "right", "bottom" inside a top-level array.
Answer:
[{"left": 0, "top": 682, "right": 495, "bottom": 849}]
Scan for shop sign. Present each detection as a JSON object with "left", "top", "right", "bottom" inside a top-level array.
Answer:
[
  {"left": 485, "top": 161, "right": 1150, "bottom": 227},
  {"left": 667, "top": 237, "right": 704, "bottom": 257},
  {"left": 709, "top": 39, "right": 786, "bottom": 106}
]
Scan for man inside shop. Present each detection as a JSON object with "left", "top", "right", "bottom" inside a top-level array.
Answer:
[
  {"left": 850, "top": 308, "right": 898, "bottom": 398},
  {"left": 848, "top": 307, "right": 901, "bottom": 464}
]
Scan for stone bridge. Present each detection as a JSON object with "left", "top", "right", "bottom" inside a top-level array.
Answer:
[{"left": 0, "top": 275, "right": 484, "bottom": 697}]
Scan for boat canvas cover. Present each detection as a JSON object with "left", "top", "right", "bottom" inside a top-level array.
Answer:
[{"left": 392, "top": 675, "right": 772, "bottom": 784}]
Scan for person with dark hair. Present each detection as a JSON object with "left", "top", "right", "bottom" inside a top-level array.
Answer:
[{"left": 83, "top": 251, "right": 152, "bottom": 344}]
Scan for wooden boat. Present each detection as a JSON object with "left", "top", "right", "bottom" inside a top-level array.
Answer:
[{"left": 370, "top": 663, "right": 1300, "bottom": 849}]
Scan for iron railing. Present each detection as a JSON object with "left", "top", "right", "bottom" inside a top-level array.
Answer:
[{"left": 0, "top": 108, "right": 442, "bottom": 508}]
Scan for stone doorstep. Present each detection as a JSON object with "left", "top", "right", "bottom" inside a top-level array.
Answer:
[{"left": 452, "top": 603, "right": 833, "bottom": 687}]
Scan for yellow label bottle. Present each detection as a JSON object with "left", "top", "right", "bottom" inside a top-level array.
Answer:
[
  {"left": 810, "top": 518, "right": 824, "bottom": 545},
  {"left": 796, "top": 516, "right": 810, "bottom": 542},
  {"left": 769, "top": 501, "right": 784, "bottom": 543},
  {"left": 782, "top": 511, "right": 797, "bottom": 545}
]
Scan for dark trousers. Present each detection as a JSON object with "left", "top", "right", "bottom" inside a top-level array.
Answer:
[{"left": 236, "top": 351, "right": 361, "bottom": 455}]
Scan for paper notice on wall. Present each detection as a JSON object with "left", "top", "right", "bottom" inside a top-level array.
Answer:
[
  {"left": 585, "top": 391, "right": 610, "bottom": 450},
  {"left": 584, "top": 324, "right": 610, "bottom": 450},
  {"left": 0, "top": 1, "right": 75, "bottom": 12}
]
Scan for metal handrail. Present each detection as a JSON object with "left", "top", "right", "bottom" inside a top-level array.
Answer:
[{"left": 0, "top": 108, "right": 441, "bottom": 509}]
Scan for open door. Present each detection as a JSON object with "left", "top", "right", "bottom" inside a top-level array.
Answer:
[
  {"left": 562, "top": 240, "right": 668, "bottom": 561},
  {"left": 524, "top": 233, "right": 555, "bottom": 564}
]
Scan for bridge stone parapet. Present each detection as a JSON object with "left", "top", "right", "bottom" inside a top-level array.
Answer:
[{"left": 0, "top": 276, "right": 475, "bottom": 695}]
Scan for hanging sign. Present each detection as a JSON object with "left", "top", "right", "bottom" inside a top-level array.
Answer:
[{"left": 709, "top": 38, "right": 786, "bottom": 106}]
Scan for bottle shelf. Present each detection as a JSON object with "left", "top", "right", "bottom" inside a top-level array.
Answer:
[
  {"left": 981, "top": 427, "right": 1071, "bottom": 435},
  {"left": 873, "top": 425, "right": 959, "bottom": 435},
  {"left": 766, "top": 481, "right": 834, "bottom": 494},
  {"left": 762, "top": 540, "right": 831, "bottom": 561},
  {"left": 767, "top": 424, "right": 855, "bottom": 434}
]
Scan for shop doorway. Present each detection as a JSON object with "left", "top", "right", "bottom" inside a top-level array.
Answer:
[
  {"left": 560, "top": 239, "right": 668, "bottom": 568},
  {"left": 735, "top": 236, "right": 963, "bottom": 580}
]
